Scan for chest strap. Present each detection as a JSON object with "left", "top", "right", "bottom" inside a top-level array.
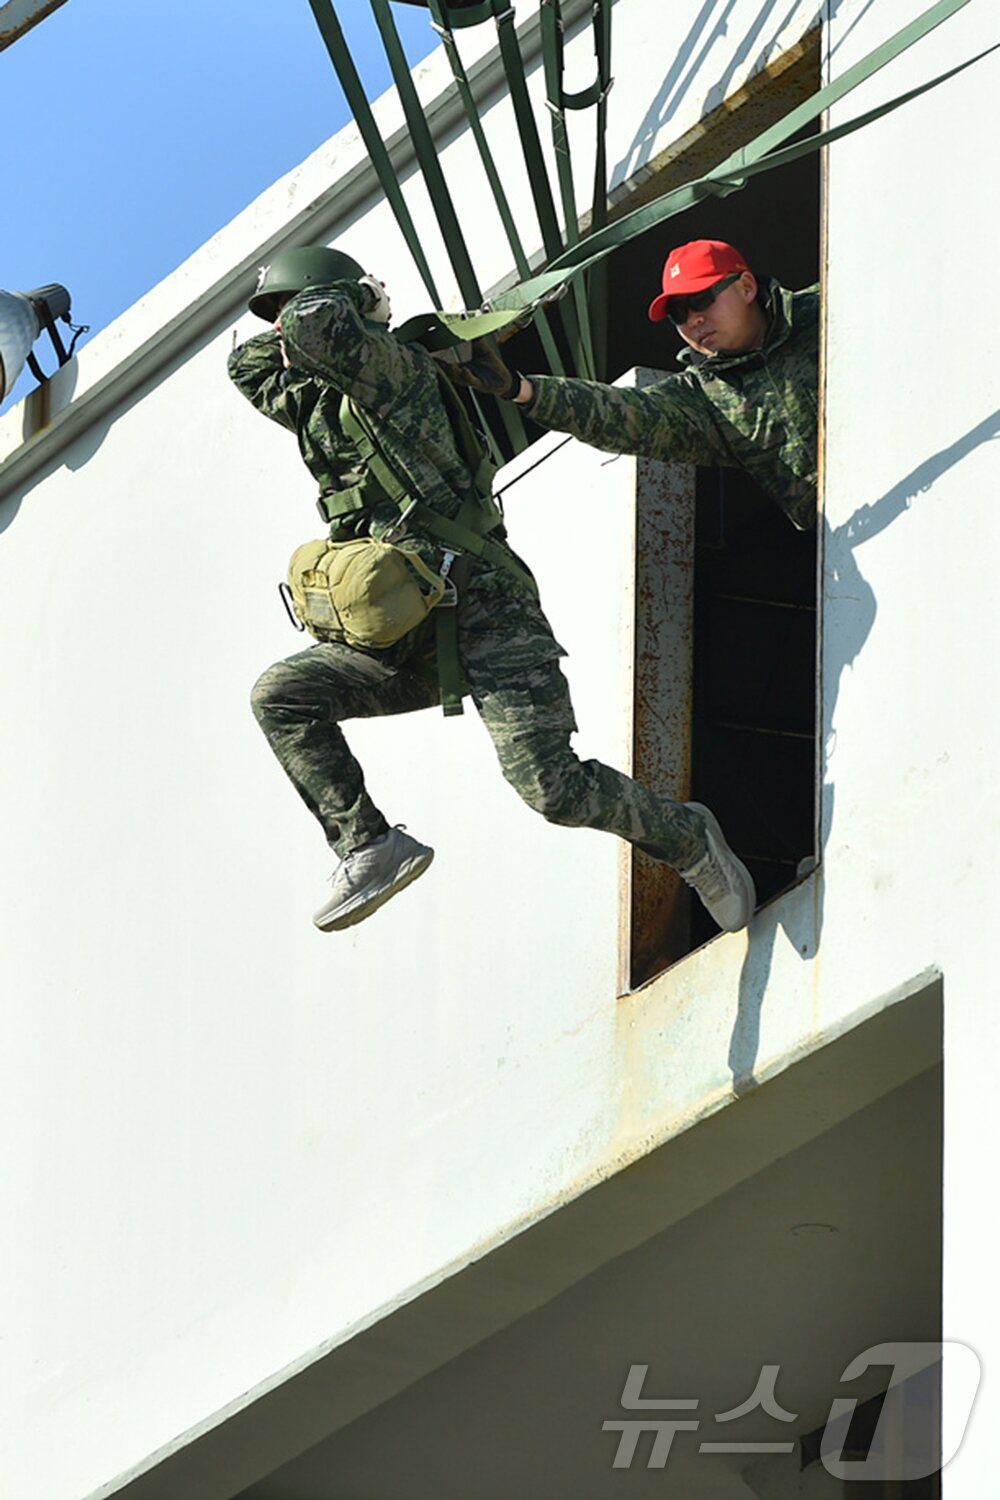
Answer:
[
  {"left": 337, "top": 395, "right": 536, "bottom": 580},
  {"left": 334, "top": 394, "right": 537, "bottom": 716}
]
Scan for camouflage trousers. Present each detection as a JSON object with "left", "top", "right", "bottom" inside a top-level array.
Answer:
[{"left": 250, "top": 555, "right": 705, "bottom": 870}]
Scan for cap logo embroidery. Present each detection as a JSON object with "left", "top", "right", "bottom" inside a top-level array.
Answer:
[
  {"left": 670, "top": 264, "right": 681, "bottom": 278},
  {"left": 256, "top": 265, "right": 270, "bottom": 290}
]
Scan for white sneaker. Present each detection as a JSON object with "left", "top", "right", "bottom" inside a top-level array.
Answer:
[
  {"left": 678, "top": 802, "right": 756, "bottom": 932},
  {"left": 314, "top": 826, "right": 434, "bottom": 931}
]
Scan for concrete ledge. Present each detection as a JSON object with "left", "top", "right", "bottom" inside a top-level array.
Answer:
[{"left": 95, "top": 968, "right": 941, "bottom": 1500}]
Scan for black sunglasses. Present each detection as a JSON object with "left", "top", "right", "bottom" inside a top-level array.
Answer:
[{"left": 666, "top": 272, "right": 743, "bottom": 326}]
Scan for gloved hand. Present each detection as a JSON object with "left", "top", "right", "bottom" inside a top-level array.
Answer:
[
  {"left": 358, "top": 273, "right": 391, "bottom": 326},
  {"left": 431, "top": 335, "right": 522, "bottom": 399}
]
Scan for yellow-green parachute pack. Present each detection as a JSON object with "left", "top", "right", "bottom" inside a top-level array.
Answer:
[{"left": 287, "top": 536, "right": 447, "bottom": 649}]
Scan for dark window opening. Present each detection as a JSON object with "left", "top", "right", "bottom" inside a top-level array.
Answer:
[
  {"left": 606, "top": 44, "right": 822, "bottom": 988},
  {"left": 499, "top": 33, "right": 825, "bottom": 987},
  {"left": 688, "top": 467, "right": 817, "bottom": 951}
]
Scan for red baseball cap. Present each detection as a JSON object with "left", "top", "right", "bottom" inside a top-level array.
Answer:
[{"left": 648, "top": 239, "right": 751, "bottom": 322}]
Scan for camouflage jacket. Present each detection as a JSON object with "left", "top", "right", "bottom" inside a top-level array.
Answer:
[
  {"left": 227, "top": 279, "right": 483, "bottom": 543},
  {"left": 527, "top": 280, "right": 819, "bottom": 531},
  {"left": 227, "top": 279, "right": 565, "bottom": 671}
]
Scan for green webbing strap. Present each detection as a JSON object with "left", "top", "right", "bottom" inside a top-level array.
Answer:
[
  {"left": 426, "top": 0, "right": 567, "bottom": 378},
  {"left": 317, "top": 482, "right": 370, "bottom": 522},
  {"left": 368, "top": 0, "right": 525, "bottom": 459},
  {"left": 539, "top": 0, "right": 596, "bottom": 379},
  {"left": 432, "top": 371, "right": 500, "bottom": 497},
  {"left": 336, "top": 393, "right": 537, "bottom": 719},
  {"left": 407, "top": 500, "right": 537, "bottom": 591},
  {"left": 489, "top": 0, "right": 591, "bottom": 380},
  {"left": 307, "top": 0, "right": 443, "bottom": 306},
  {"left": 337, "top": 397, "right": 534, "bottom": 589},
  {"left": 586, "top": 0, "right": 612, "bottom": 378},
  {"left": 435, "top": 602, "right": 466, "bottom": 716},
  {"left": 493, "top": 0, "right": 991, "bottom": 312},
  {"left": 414, "top": 0, "right": 989, "bottom": 340},
  {"left": 371, "top": 0, "right": 481, "bottom": 309},
  {"left": 491, "top": 1, "right": 562, "bottom": 259}
]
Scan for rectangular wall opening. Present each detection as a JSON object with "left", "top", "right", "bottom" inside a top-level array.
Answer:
[{"left": 594, "top": 34, "right": 824, "bottom": 989}]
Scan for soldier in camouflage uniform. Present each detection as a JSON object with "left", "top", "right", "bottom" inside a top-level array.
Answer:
[
  {"left": 228, "top": 246, "right": 754, "bottom": 934},
  {"left": 450, "top": 239, "right": 819, "bottom": 533}
]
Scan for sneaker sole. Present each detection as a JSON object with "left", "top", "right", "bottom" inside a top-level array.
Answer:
[
  {"left": 685, "top": 802, "right": 756, "bottom": 932},
  {"left": 314, "top": 849, "right": 434, "bottom": 932}
]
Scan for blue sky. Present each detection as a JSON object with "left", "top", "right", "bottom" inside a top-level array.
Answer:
[{"left": 2, "top": 0, "right": 439, "bottom": 410}]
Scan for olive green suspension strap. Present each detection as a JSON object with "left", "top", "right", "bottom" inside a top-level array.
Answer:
[
  {"left": 306, "top": 0, "right": 443, "bottom": 306},
  {"left": 486, "top": 2, "right": 563, "bottom": 261},
  {"left": 538, "top": 0, "right": 613, "bottom": 379},
  {"left": 434, "top": 602, "right": 466, "bottom": 718},
  {"left": 408, "top": 0, "right": 992, "bottom": 347},
  {"left": 370, "top": 0, "right": 480, "bottom": 314},
  {"left": 309, "top": 0, "right": 522, "bottom": 463},
  {"left": 588, "top": 0, "right": 613, "bottom": 239},
  {"left": 539, "top": 0, "right": 595, "bottom": 379},
  {"left": 485, "top": 0, "right": 590, "bottom": 382},
  {"left": 367, "top": 0, "right": 527, "bottom": 464},
  {"left": 427, "top": 0, "right": 561, "bottom": 256},
  {"left": 424, "top": 0, "right": 567, "bottom": 380},
  {"left": 338, "top": 390, "right": 536, "bottom": 717},
  {"left": 477, "top": 0, "right": 994, "bottom": 322},
  {"left": 586, "top": 0, "right": 612, "bottom": 380},
  {"left": 338, "top": 395, "right": 535, "bottom": 586}
]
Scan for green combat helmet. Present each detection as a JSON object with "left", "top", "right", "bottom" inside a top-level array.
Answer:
[{"left": 249, "top": 246, "right": 365, "bottom": 322}]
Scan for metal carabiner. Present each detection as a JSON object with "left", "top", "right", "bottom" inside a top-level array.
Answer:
[
  {"left": 278, "top": 581, "right": 306, "bottom": 632},
  {"left": 381, "top": 499, "right": 419, "bottom": 545},
  {"left": 438, "top": 549, "right": 459, "bottom": 607}
]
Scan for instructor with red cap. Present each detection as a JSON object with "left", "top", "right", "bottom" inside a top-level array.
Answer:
[{"left": 446, "top": 238, "right": 819, "bottom": 534}]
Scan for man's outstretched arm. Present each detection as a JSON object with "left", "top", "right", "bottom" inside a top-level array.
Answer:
[
  {"left": 435, "top": 335, "right": 731, "bottom": 467},
  {"left": 521, "top": 372, "right": 729, "bottom": 467}
]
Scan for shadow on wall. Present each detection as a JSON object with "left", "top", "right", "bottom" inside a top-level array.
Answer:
[
  {"left": 0, "top": 357, "right": 120, "bottom": 535},
  {"left": 0, "top": 311, "right": 229, "bottom": 535},
  {"left": 729, "top": 405, "right": 1000, "bottom": 1090},
  {"left": 0, "top": 400, "right": 115, "bottom": 536},
  {"left": 611, "top": 0, "right": 842, "bottom": 189}
]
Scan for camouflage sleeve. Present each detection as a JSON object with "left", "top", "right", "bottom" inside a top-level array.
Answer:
[
  {"left": 226, "top": 331, "right": 301, "bottom": 432},
  {"left": 278, "top": 280, "right": 421, "bottom": 416},
  {"left": 525, "top": 372, "right": 733, "bottom": 467}
]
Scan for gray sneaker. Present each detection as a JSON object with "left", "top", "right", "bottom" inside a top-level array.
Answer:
[
  {"left": 314, "top": 826, "right": 434, "bottom": 931},
  {"left": 678, "top": 802, "right": 756, "bottom": 933}
]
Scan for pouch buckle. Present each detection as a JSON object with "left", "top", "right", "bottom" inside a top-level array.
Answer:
[
  {"left": 382, "top": 498, "right": 418, "bottom": 544},
  {"left": 438, "top": 548, "right": 459, "bottom": 607}
]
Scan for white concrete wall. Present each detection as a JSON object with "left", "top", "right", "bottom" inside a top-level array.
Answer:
[
  {"left": 0, "top": 413, "right": 636, "bottom": 1500},
  {"left": 4, "top": 0, "right": 995, "bottom": 1495},
  {"left": 821, "top": 2, "right": 1000, "bottom": 1494}
]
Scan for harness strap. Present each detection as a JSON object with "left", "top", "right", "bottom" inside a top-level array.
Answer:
[
  {"left": 539, "top": 0, "right": 595, "bottom": 378},
  {"left": 435, "top": 607, "right": 464, "bottom": 718},
  {"left": 370, "top": 0, "right": 481, "bottom": 314},
  {"left": 407, "top": 500, "right": 536, "bottom": 593},
  {"left": 434, "top": 549, "right": 472, "bottom": 718},
  {"left": 309, "top": 0, "right": 526, "bottom": 459},
  {"left": 317, "top": 481, "right": 372, "bottom": 522},
  {"left": 487, "top": 0, "right": 590, "bottom": 380},
  {"left": 426, "top": 0, "right": 567, "bottom": 378},
  {"left": 336, "top": 389, "right": 536, "bottom": 717},
  {"left": 305, "top": 0, "right": 442, "bottom": 306},
  {"left": 411, "top": 0, "right": 990, "bottom": 344}
]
